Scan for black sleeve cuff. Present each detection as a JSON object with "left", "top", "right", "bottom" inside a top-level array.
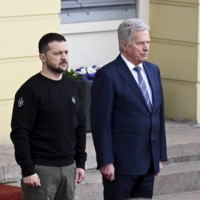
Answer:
[{"left": 21, "top": 164, "right": 35, "bottom": 177}]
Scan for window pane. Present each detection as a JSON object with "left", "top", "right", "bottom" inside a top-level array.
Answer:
[
  {"left": 80, "top": 0, "right": 135, "bottom": 7},
  {"left": 60, "top": 0, "right": 136, "bottom": 24},
  {"left": 61, "top": 0, "right": 80, "bottom": 9}
]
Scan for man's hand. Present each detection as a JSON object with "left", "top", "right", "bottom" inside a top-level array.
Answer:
[
  {"left": 100, "top": 163, "right": 115, "bottom": 181},
  {"left": 75, "top": 168, "right": 85, "bottom": 184},
  {"left": 23, "top": 173, "right": 41, "bottom": 187},
  {"left": 155, "top": 161, "right": 163, "bottom": 176},
  {"left": 159, "top": 161, "right": 163, "bottom": 171}
]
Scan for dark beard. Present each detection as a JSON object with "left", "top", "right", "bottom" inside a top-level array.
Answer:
[{"left": 46, "top": 61, "right": 68, "bottom": 74}]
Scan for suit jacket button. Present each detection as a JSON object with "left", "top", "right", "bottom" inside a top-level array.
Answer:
[{"left": 151, "top": 132, "right": 153, "bottom": 136}]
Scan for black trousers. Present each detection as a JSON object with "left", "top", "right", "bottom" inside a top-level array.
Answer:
[{"left": 102, "top": 164, "right": 155, "bottom": 200}]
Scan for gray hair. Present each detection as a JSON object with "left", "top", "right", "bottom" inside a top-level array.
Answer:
[{"left": 118, "top": 18, "right": 150, "bottom": 52}]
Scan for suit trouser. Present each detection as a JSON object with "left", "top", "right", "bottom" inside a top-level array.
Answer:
[
  {"left": 21, "top": 163, "right": 76, "bottom": 200},
  {"left": 102, "top": 163, "right": 155, "bottom": 200},
  {"left": 103, "top": 172, "right": 155, "bottom": 200}
]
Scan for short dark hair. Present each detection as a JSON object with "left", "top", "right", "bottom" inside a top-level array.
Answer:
[{"left": 38, "top": 33, "right": 66, "bottom": 54}]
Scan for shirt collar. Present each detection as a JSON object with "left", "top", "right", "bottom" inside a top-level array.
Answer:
[{"left": 120, "top": 54, "right": 144, "bottom": 71}]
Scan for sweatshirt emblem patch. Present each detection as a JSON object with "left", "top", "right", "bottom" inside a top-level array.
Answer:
[
  {"left": 18, "top": 98, "right": 24, "bottom": 107},
  {"left": 71, "top": 96, "right": 76, "bottom": 104}
]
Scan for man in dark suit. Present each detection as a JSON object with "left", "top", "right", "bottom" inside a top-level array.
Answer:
[{"left": 90, "top": 18, "right": 167, "bottom": 199}]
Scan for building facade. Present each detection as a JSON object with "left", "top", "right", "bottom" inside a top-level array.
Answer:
[{"left": 0, "top": 0, "right": 199, "bottom": 145}]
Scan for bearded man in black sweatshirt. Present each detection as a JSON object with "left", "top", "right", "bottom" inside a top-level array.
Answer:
[{"left": 10, "top": 33, "right": 87, "bottom": 200}]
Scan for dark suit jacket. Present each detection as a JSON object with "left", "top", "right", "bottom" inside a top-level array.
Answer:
[{"left": 90, "top": 54, "right": 167, "bottom": 175}]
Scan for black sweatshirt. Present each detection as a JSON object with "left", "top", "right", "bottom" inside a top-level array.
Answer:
[{"left": 10, "top": 73, "right": 87, "bottom": 177}]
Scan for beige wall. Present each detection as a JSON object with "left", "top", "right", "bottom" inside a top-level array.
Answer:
[
  {"left": 149, "top": 0, "right": 200, "bottom": 123},
  {"left": 136, "top": 0, "right": 150, "bottom": 25},
  {"left": 0, "top": 0, "right": 60, "bottom": 145}
]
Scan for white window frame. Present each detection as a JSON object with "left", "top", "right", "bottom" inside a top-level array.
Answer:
[{"left": 60, "top": 0, "right": 136, "bottom": 24}]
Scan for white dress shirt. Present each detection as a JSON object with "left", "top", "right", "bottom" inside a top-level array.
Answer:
[{"left": 120, "top": 54, "right": 153, "bottom": 105}]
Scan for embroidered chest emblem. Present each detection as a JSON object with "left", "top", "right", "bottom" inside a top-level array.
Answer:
[
  {"left": 18, "top": 98, "right": 24, "bottom": 107},
  {"left": 71, "top": 96, "right": 76, "bottom": 104}
]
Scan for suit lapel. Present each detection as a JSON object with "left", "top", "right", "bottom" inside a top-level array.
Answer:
[
  {"left": 114, "top": 55, "right": 150, "bottom": 111},
  {"left": 143, "top": 62, "right": 156, "bottom": 113}
]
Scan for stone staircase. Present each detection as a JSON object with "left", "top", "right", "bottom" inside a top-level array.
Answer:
[{"left": 1, "top": 120, "right": 200, "bottom": 199}]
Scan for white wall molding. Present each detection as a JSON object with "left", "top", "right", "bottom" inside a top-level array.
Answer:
[{"left": 136, "top": 0, "right": 150, "bottom": 25}]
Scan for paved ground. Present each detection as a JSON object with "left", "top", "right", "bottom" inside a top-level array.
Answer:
[
  {"left": 154, "top": 190, "right": 200, "bottom": 200},
  {"left": 165, "top": 120, "right": 200, "bottom": 146}
]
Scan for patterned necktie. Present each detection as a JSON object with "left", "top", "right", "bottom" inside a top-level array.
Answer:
[{"left": 134, "top": 66, "right": 152, "bottom": 112}]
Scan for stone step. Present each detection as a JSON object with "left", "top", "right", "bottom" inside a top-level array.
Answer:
[
  {"left": 85, "top": 133, "right": 200, "bottom": 170},
  {"left": 85, "top": 133, "right": 96, "bottom": 170},
  {"left": 153, "top": 161, "right": 200, "bottom": 196},
  {"left": 4, "top": 161, "right": 200, "bottom": 199},
  {"left": 75, "top": 169, "right": 102, "bottom": 200},
  {"left": 75, "top": 161, "right": 200, "bottom": 200},
  {"left": 1, "top": 120, "right": 200, "bottom": 183},
  {"left": 166, "top": 142, "right": 200, "bottom": 164},
  {"left": 0, "top": 164, "right": 21, "bottom": 183},
  {"left": 154, "top": 190, "right": 200, "bottom": 200},
  {"left": 6, "top": 182, "right": 200, "bottom": 200},
  {"left": 1, "top": 120, "right": 200, "bottom": 200},
  {"left": 1, "top": 136, "right": 200, "bottom": 184}
]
